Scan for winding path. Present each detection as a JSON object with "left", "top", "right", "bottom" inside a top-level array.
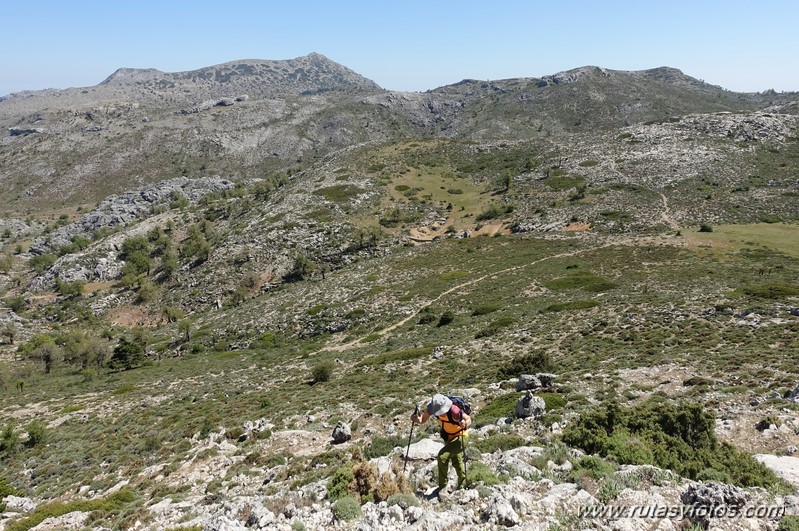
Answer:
[{"left": 316, "top": 240, "right": 618, "bottom": 354}]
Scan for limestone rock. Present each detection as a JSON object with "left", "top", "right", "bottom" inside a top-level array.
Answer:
[
  {"left": 681, "top": 482, "right": 748, "bottom": 508},
  {"left": 755, "top": 454, "right": 799, "bottom": 487},
  {"left": 404, "top": 438, "right": 444, "bottom": 460},
  {"left": 515, "top": 391, "right": 546, "bottom": 419},
  {"left": 2, "top": 495, "right": 36, "bottom": 513},
  {"left": 331, "top": 421, "right": 351, "bottom": 444},
  {"left": 516, "top": 374, "right": 542, "bottom": 391},
  {"left": 484, "top": 494, "right": 521, "bottom": 527}
]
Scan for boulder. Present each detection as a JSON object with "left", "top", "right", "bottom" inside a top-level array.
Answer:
[
  {"left": 331, "top": 421, "right": 351, "bottom": 444},
  {"left": 515, "top": 391, "right": 546, "bottom": 419},
  {"left": 404, "top": 438, "right": 444, "bottom": 460},
  {"left": 536, "top": 373, "right": 557, "bottom": 387},
  {"left": 484, "top": 494, "right": 521, "bottom": 527},
  {"left": 516, "top": 374, "right": 542, "bottom": 391},
  {"left": 2, "top": 495, "right": 36, "bottom": 513}
]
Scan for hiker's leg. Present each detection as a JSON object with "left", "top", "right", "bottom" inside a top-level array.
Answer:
[
  {"left": 452, "top": 438, "right": 466, "bottom": 488},
  {"left": 437, "top": 445, "right": 452, "bottom": 488}
]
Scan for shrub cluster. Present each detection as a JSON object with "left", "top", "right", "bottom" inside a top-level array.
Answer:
[
  {"left": 562, "top": 399, "right": 784, "bottom": 488},
  {"left": 497, "top": 351, "right": 553, "bottom": 379}
]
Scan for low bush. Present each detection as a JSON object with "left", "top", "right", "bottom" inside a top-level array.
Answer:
[
  {"left": 538, "top": 392, "right": 567, "bottom": 410},
  {"left": 472, "top": 434, "right": 526, "bottom": 453},
  {"left": 5, "top": 489, "right": 135, "bottom": 531},
  {"left": 327, "top": 466, "right": 354, "bottom": 501},
  {"left": 437, "top": 311, "right": 455, "bottom": 327},
  {"left": 571, "top": 455, "right": 616, "bottom": 481},
  {"left": 473, "top": 393, "right": 521, "bottom": 427},
  {"left": 0, "top": 475, "right": 17, "bottom": 498},
  {"left": 739, "top": 283, "right": 799, "bottom": 300},
  {"left": 466, "top": 461, "right": 502, "bottom": 486},
  {"left": 332, "top": 496, "right": 361, "bottom": 521},
  {"left": 778, "top": 515, "right": 799, "bottom": 531},
  {"left": 311, "top": 360, "right": 334, "bottom": 383},
  {"left": 364, "top": 435, "right": 406, "bottom": 459},
  {"left": 386, "top": 493, "right": 420, "bottom": 508},
  {"left": 562, "top": 400, "right": 784, "bottom": 488},
  {"left": 471, "top": 303, "right": 502, "bottom": 316},
  {"left": 497, "top": 351, "right": 553, "bottom": 379}
]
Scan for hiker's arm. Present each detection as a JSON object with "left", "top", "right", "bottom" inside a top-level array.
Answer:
[
  {"left": 411, "top": 410, "right": 431, "bottom": 424},
  {"left": 460, "top": 412, "right": 472, "bottom": 429}
]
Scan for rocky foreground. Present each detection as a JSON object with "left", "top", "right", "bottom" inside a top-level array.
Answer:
[{"left": 3, "top": 418, "right": 799, "bottom": 531}]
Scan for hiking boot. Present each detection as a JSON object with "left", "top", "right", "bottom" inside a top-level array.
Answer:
[{"left": 437, "top": 486, "right": 451, "bottom": 501}]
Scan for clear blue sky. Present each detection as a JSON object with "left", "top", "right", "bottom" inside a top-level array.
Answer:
[{"left": 2, "top": 0, "right": 798, "bottom": 97}]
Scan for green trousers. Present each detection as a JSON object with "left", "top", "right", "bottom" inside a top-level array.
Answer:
[{"left": 437, "top": 435, "right": 466, "bottom": 489}]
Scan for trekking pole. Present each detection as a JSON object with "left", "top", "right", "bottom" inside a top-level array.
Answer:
[
  {"left": 403, "top": 404, "right": 419, "bottom": 473},
  {"left": 461, "top": 424, "right": 468, "bottom": 486}
]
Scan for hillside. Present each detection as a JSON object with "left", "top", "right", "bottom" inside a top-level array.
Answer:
[{"left": 1, "top": 56, "right": 799, "bottom": 530}]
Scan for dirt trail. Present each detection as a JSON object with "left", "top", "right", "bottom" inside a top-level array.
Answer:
[
  {"left": 658, "top": 192, "right": 680, "bottom": 230},
  {"left": 317, "top": 240, "right": 619, "bottom": 354}
]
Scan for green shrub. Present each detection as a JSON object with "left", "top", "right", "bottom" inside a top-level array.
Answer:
[
  {"left": 466, "top": 461, "right": 501, "bottom": 486},
  {"left": 778, "top": 515, "right": 799, "bottom": 531},
  {"left": 698, "top": 223, "right": 713, "bottom": 233},
  {"left": 311, "top": 360, "right": 334, "bottom": 383},
  {"left": 386, "top": 493, "right": 420, "bottom": 508},
  {"left": 476, "top": 205, "right": 514, "bottom": 222},
  {"left": 538, "top": 392, "right": 567, "bottom": 410},
  {"left": 5, "top": 296, "right": 26, "bottom": 314},
  {"left": 0, "top": 475, "right": 17, "bottom": 497},
  {"left": 314, "top": 185, "right": 365, "bottom": 203},
  {"left": 497, "top": 351, "right": 553, "bottom": 378},
  {"left": 471, "top": 303, "right": 501, "bottom": 316},
  {"left": 474, "top": 393, "right": 521, "bottom": 427},
  {"left": 739, "top": 283, "right": 799, "bottom": 300},
  {"left": 29, "top": 253, "right": 56, "bottom": 273},
  {"left": 562, "top": 400, "right": 784, "bottom": 488},
  {"left": 472, "top": 434, "right": 526, "bottom": 453},
  {"left": 108, "top": 337, "right": 145, "bottom": 371},
  {"left": 364, "top": 435, "right": 406, "bottom": 459},
  {"left": 0, "top": 423, "right": 18, "bottom": 455},
  {"left": 572, "top": 455, "right": 616, "bottom": 480},
  {"left": 327, "top": 466, "right": 354, "bottom": 501},
  {"left": 4, "top": 489, "right": 135, "bottom": 531},
  {"left": 437, "top": 311, "right": 455, "bottom": 327},
  {"left": 597, "top": 479, "right": 623, "bottom": 503},
  {"left": 332, "top": 496, "right": 361, "bottom": 521},
  {"left": 25, "top": 421, "right": 47, "bottom": 448}
]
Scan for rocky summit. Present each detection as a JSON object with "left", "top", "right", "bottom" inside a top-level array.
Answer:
[{"left": 1, "top": 54, "right": 799, "bottom": 530}]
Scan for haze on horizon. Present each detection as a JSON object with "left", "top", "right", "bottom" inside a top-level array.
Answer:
[{"left": 2, "top": 0, "right": 798, "bottom": 97}]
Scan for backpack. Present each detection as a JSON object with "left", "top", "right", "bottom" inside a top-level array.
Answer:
[
  {"left": 438, "top": 395, "right": 472, "bottom": 441},
  {"left": 448, "top": 395, "right": 471, "bottom": 415}
]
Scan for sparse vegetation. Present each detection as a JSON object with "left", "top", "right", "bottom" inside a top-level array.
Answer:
[{"left": 0, "top": 54, "right": 797, "bottom": 530}]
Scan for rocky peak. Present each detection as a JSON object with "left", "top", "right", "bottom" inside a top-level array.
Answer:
[{"left": 99, "top": 67, "right": 165, "bottom": 85}]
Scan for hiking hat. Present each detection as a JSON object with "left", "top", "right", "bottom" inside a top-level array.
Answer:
[{"left": 427, "top": 394, "right": 452, "bottom": 416}]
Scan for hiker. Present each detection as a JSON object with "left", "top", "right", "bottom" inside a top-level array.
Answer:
[{"left": 410, "top": 394, "right": 472, "bottom": 494}]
